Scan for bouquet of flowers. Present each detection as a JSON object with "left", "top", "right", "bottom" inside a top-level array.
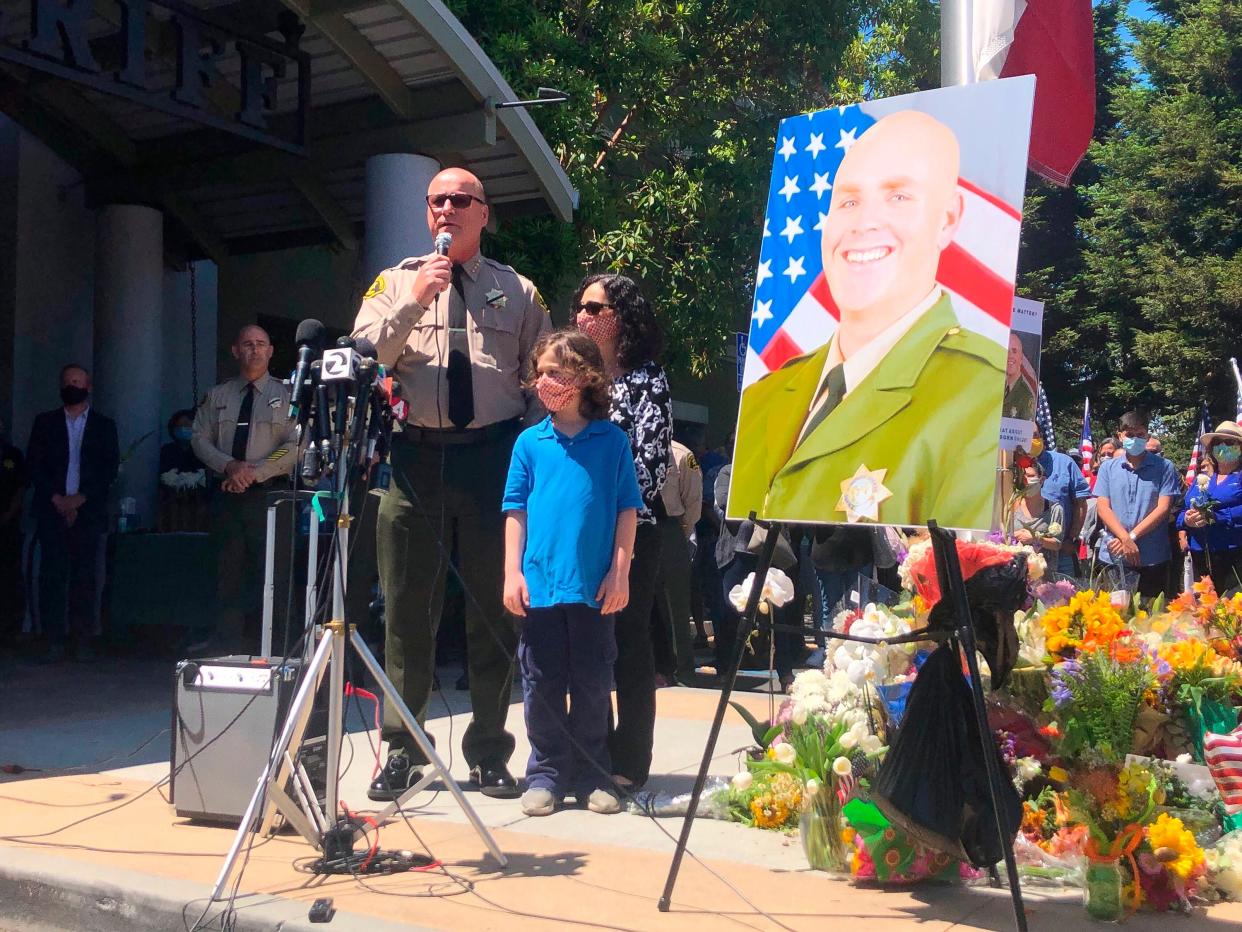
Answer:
[
  {"left": 1188, "top": 473, "right": 1220, "bottom": 525},
  {"left": 827, "top": 602, "right": 918, "bottom": 687},
  {"left": 1170, "top": 578, "right": 1242, "bottom": 660},
  {"left": 1041, "top": 590, "right": 1130, "bottom": 660},
  {"left": 1048, "top": 649, "right": 1155, "bottom": 763},
  {"left": 159, "top": 468, "right": 206, "bottom": 491}
]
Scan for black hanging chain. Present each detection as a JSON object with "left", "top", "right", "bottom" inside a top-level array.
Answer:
[{"left": 189, "top": 261, "right": 200, "bottom": 406}]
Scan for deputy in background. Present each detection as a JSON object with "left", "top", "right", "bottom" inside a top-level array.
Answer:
[
  {"left": 354, "top": 167, "right": 550, "bottom": 801},
  {"left": 192, "top": 325, "right": 295, "bottom": 651},
  {"left": 653, "top": 437, "right": 702, "bottom": 683}
]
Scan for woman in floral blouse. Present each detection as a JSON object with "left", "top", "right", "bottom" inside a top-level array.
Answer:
[{"left": 573, "top": 273, "right": 672, "bottom": 790}]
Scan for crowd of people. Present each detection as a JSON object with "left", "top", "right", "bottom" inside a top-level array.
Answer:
[{"left": 5, "top": 166, "right": 1242, "bottom": 820}]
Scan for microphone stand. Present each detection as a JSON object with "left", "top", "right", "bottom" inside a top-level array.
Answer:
[{"left": 209, "top": 369, "right": 507, "bottom": 903}]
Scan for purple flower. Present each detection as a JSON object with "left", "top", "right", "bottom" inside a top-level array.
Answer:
[
  {"left": 1049, "top": 661, "right": 1080, "bottom": 706},
  {"left": 1033, "top": 580, "right": 1076, "bottom": 608}
]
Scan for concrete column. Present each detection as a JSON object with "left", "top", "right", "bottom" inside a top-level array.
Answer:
[
  {"left": 94, "top": 204, "right": 163, "bottom": 529},
  {"left": 363, "top": 153, "right": 440, "bottom": 281}
]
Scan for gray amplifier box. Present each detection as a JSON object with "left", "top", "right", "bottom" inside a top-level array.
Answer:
[{"left": 170, "top": 655, "right": 326, "bottom": 823}]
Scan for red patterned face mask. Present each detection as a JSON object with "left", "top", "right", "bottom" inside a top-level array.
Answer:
[
  {"left": 536, "top": 373, "right": 580, "bottom": 412},
  {"left": 576, "top": 311, "right": 620, "bottom": 345}
]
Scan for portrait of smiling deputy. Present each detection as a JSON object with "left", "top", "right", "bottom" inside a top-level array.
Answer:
[{"left": 729, "top": 110, "right": 1007, "bottom": 530}]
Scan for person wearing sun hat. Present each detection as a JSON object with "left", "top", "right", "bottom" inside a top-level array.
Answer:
[{"left": 1178, "top": 420, "right": 1242, "bottom": 592}]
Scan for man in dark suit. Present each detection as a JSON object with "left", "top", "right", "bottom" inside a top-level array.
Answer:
[{"left": 26, "top": 364, "right": 119, "bottom": 662}]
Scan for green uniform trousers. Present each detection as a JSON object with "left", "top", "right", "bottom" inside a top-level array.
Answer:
[
  {"left": 210, "top": 485, "right": 292, "bottom": 641},
  {"left": 377, "top": 432, "right": 518, "bottom": 767},
  {"left": 653, "top": 515, "right": 696, "bottom": 678}
]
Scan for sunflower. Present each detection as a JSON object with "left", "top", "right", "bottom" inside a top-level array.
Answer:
[{"left": 1146, "top": 813, "right": 1205, "bottom": 882}]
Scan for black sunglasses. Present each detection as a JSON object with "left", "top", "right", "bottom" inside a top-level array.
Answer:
[
  {"left": 426, "top": 192, "right": 485, "bottom": 209},
  {"left": 575, "top": 301, "right": 615, "bottom": 315}
]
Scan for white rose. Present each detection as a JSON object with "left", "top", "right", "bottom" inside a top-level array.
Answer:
[
  {"left": 1197, "top": 473, "right": 1211, "bottom": 491},
  {"left": 1016, "top": 757, "right": 1041, "bottom": 782},
  {"left": 774, "top": 743, "right": 797, "bottom": 766},
  {"left": 832, "top": 756, "right": 853, "bottom": 777},
  {"left": 860, "top": 734, "right": 884, "bottom": 755},
  {"left": 731, "top": 770, "right": 753, "bottom": 791},
  {"left": 839, "top": 730, "right": 859, "bottom": 750}
]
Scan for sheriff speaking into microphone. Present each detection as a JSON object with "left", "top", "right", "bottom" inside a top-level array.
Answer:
[{"left": 353, "top": 168, "right": 550, "bottom": 802}]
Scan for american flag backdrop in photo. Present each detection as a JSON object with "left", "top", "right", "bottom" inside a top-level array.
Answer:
[
  {"left": 742, "top": 100, "right": 1025, "bottom": 387},
  {"left": 1079, "top": 398, "right": 1094, "bottom": 479}
]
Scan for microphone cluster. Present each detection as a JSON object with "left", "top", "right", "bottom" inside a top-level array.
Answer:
[{"left": 285, "top": 319, "right": 404, "bottom": 484}]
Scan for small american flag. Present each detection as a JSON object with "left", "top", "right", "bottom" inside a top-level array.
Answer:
[
  {"left": 742, "top": 100, "right": 1022, "bottom": 383},
  {"left": 1079, "top": 398, "right": 1093, "bottom": 478},
  {"left": 1035, "top": 384, "right": 1057, "bottom": 451},
  {"left": 1186, "top": 402, "right": 1213, "bottom": 483}
]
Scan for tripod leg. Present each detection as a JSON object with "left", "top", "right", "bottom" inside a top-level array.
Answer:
[
  {"left": 210, "top": 631, "right": 334, "bottom": 901},
  {"left": 658, "top": 525, "right": 781, "bottom": 912},
  {"left": 350, "top": 635, "right": 509, "bottom": 869},
  {"left": 928, "top": 524, "right": 1028, "bottom": 932}
]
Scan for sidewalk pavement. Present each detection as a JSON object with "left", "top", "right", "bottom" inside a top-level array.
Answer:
[{"left": 2, "top": 657, "right": 1240, "bottom": 931}]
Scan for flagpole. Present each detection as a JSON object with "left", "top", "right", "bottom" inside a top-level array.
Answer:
[{"left": 941, "top": 0, "right": 975, "bottom": 87}]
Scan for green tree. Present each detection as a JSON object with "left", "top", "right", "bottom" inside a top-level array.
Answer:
[
  {"left": 450, "top": 0, "right": 937, "bottom": 376},
  {"left": 1034, "top": 0, "right": 1241, "bottom": 461}
]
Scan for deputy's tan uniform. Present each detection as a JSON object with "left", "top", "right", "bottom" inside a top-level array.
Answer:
[
  {"left": 192, "top": 372, "right": 295, "bottom": 642},
  {"left": 354, "top": 252, "right": 550, "bottom": 428},
  {"left": 352, "top": 250, "right": 550, "bottom": 770},
  {"left": 660, "top": 440, "right": 704, "bottom": 539},
  {"left": 191, "top": 373, "right": 296, "bottom": 480},
  {"left": 655, "top": 439, "right": 702, "bottom": 679}
]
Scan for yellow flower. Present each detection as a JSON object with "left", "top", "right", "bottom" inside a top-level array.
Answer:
[{"left": 1147, "top": 813, "right": 1205, "bottom": 881}]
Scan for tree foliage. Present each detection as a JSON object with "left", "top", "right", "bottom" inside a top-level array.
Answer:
[
  {"left": 450, "top": 0, "right": 937, "bottom": 375},
  {"left": 1029, "top": 0, "right": 1242, "bottom": 459}
]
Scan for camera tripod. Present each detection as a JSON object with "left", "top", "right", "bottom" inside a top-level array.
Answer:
[{"left": 209, "top": 484, "right": 507, "bottom": 902}]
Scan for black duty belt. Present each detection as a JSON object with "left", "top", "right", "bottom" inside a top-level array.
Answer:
[{"left": 396, "top": 417, "right": 522, "bottom": 446}]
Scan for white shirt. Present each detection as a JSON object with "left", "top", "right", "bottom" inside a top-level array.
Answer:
[
  {"left": 64, "top": 406, "right": 89, "bottom": 496},
  {"left": 798, "top": 287, "right": 942, "bottom": 446}
]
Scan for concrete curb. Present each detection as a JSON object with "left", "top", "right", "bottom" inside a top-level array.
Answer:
[{"left": 0, "top": 847, "right": 438, "bottom": 932}]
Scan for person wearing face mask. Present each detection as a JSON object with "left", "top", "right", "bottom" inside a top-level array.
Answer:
[
  {"left": 156, "top": 409, "right": 207, "bottom": 532},
  {"left": 1178, "top": 421, "right": 1242, "bottom": 592},
  {"left": 1093, "top": 410, "right": 1181, "bottom": 598},
  {"left": 26, "top": 364, "right": 119, "bottom": 662},
  {"left": 570, "top": 272, "right": 672, "bottom": 792},
  {"left": 502, "top": 329, "right": 641, "bottom": 816},
  {"left": 159, "top": 409, "right": 205, "bottom": 475},
  {"left": 1007, "top": 463, "right": 1065, "bottom": 553},
  {"left": 353, "top": 169, "right": 550, "bottom": 802},
  {"left": 1028, "top": 421, "right": 1090, "bottom": 577}
]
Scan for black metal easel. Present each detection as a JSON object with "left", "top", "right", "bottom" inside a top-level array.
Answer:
[{"left": 657, "top": 520, "right": 1028, "bottom": 932}]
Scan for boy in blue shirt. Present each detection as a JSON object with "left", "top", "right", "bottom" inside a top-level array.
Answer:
[
  {"left": 1093, "top": 410, "right": 1181, "bottom": 598},
  {"left": 502, "top": 330, "right": 641, "bottom": 816}
]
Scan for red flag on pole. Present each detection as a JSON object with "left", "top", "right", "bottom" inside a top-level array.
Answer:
[{"left": 975, "top": 1, "right": 1096, "bottom": 186}]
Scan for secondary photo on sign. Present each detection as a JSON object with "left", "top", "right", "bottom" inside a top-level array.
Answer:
[
  {"left": 999, "top": 296, "right": 1045, "bottom": 453},
  {"left": 728, "top": 78, "right": 1035, "bottom": 530}
]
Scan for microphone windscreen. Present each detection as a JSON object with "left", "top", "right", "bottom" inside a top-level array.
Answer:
[
  {"left": 336, "top": 335, "right": 357, "bottom": 348},
  {"left": 295, "top": 318, "right": 326, "bottom": 348},
  {"left": 355, "top": 337, "right": 378, "bottom": 359},
  {"left": 434, "top": 232, "right": 452, "bottom": 256}
]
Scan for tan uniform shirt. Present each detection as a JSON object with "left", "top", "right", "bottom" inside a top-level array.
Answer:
[
  {"left": 660, "top": 440, "right": 703, "bottom": 538},
  {"left": 191, "top": 372, "right": 296, "bottom": 482},
  {"left": 352, "top": 251, "right": 551, "bottom": 429}
]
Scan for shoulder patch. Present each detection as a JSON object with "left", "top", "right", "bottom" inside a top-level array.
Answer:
[
  {"left": 685, "top": 452, "right": 700, "bottom": 472},
  {"left": 266, "top": 449, "right": 288, "bottom": 462},
  {"left": 533, "top": 288, "right": 551, "bottom": 317},
  {"left": 364, "top": 274, "right": 386, "bottom": 299}
]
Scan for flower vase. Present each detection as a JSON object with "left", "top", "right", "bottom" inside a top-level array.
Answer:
[
  {"left": 800, "top": 784, "right": 847, "bottom": 872},
  {"left": 1083, "top": 859, "right": 1124, "bottom": 922}
]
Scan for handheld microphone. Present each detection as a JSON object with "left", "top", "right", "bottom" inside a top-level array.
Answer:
[
  {"left": 330, "top": 337, "right": 357, "bottom": 444},
  {"left": 288, "top": 319, "right": 325, "bottom": 420},
  {"left": 434, "top": 232, "right": 452, "bottom": 256},
  {"left": 300, "top": 360, "right": 323, "bottom": 480}
]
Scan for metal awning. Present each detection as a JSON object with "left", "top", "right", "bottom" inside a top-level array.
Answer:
[{"left": 0, "top": 0, "right": 576, "bottom": 262}]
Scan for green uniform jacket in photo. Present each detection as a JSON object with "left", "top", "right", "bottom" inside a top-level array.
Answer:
[{"left": 728, "top": 294, "right": 1005, "bottom": 530}]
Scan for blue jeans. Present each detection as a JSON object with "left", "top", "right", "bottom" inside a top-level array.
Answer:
[{"left": 519, "top": 603, "right": 617, "bottom": 797}]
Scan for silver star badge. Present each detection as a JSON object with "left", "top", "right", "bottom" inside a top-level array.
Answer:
[{"left": 485, "top": 288, "right": 507, "bottom": 308}]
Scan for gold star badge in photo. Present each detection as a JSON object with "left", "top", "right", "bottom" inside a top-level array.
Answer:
[{"left": 836, "top": 464, "right": 892, "bottom": 523}]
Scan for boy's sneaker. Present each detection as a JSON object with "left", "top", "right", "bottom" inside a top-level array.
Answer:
[
  {"left": 587, "top": 788, "right": 621, "bottom": 814},
  {"left": 520, "top": 787, "right": 557, "bottom": 817}
]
